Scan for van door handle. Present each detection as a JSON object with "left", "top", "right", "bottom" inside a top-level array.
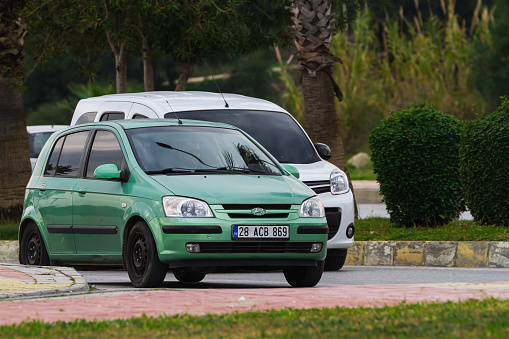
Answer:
[{"left": 77, "top": 187, "right": 87, "bottom": 195}]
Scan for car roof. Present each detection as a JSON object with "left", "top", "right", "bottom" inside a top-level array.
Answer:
[
  {"left": 76, "top": 118, "right": 239, "bottom": 131},
  {"left": 77, "top": 91, "right": 287, "bottom": 113}
]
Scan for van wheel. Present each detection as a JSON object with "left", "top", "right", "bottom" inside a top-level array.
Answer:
[
  {"left": 20, "top": 222, "right": 50, "bottom": 266},
  {"left": 173, "top": 268, "right": 206, "bottom": 283},
  {"left": 126, "top": 221, "right": 168, "bottom": 288},
  {"left": 324, "top": 249, "right": 348, "bottom": 271},
  {"left": 283, "top": 260, "right": 324, "bottom": 287}
]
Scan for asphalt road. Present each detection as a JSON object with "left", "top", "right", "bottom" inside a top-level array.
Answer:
[{"left": 78, "top": 266, "right": 509, "bottom": 291}]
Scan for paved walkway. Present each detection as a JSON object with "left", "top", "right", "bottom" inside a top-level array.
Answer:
[
  {"left": 0, "top": 263, "right": 508, "bottom": 325},
  {"left": 0, "top": 264, "right": 88, "bottom": 300}
]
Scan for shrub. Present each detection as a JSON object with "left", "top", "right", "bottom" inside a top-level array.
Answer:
[
  {"left": 460, "top": 98, "right": 509, "bottom": 226},
  {"left": 369, "top": 104, "right": 464, "bottom": 226}
]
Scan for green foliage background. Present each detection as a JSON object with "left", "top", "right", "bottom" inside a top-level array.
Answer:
[
  {"left": 460, "top": 98, "right": 509, "bottom": 226},
  {"left": 369, "top": 105, "right": 464, "bottom": 226}
]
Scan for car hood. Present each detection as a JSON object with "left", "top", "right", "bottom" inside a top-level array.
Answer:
[
  {"left": 285, "top": 160, "right": 340, "bottom": 182},
  {"left": 150, "top": 174, "right": 314, "bottom": 205}
]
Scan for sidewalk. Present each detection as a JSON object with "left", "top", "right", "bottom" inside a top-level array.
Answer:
[
  {"left": 0, "top": 278, "right": 508, "bottom": 325},
  {"left": 0, "top": 264, "right": 88, "bottom": 300}
]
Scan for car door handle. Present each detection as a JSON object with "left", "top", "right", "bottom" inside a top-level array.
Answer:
[
  {"left": 38, "top": 184, "right": 47, "bottom": 195},
  {"left": 77, "top": 187, "right": 87, "bottom": 195}
]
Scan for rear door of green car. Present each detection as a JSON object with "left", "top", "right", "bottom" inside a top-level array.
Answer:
[
  {"left": 36, "top": 130, "right": 90, "bottom": 254},
  {"left": 72, "top": 128, "right": 126, "bottom": 255}
]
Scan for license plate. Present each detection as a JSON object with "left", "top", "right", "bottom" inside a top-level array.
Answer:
[{"left": 232, "top": 225, "right": 289, "bottom": 239}]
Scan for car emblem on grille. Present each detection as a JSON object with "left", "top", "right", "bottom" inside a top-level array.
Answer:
[{"left": 251, "top": 207, "right": 266, "bottom": 216}]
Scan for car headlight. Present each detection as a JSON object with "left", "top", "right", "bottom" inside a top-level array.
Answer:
[
  {"left": 300, "top": 196, "right": 325, "bottom": 218},
  {"left": 162, "top": 196, "right": 213, "bottom": 217},
  {"left": 330, "top": 169, "right": 349, "bottom": 195}
]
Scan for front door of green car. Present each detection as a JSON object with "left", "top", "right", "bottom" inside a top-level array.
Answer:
[
  {"left": 72, "top": 129, "right": 126, "bottom": 256},
  {"left": 36, "top": 131, "right": 90, "bottom": 254}
]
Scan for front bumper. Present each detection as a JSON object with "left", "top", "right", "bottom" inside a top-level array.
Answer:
[
  {"left": 149, "top": 208, "right": 328, "bottom": 266},
  {"left": 318, "top": 190, "right": 355, "bottom": 249}
]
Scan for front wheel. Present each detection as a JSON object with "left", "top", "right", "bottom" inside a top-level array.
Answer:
[
  {"left": 126, "top": 221, "right": 168, "bottom": 288},
  {"left": 20, "top": 222, "right": 50, "bottom": 266},
  {"left": 324, "top": 249, "right": 348, "bottom": 271},
  {"left": 283, "top": 261, "right": 324, "bottom": 287},
  {"left": 173, "top": 268, "right": 207, "bottom": 283}
]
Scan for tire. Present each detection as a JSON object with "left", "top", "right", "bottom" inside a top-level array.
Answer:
[
  {"left": 324, "top": 249, "right": 348, "bottom": 271},
  {"left": 173, "top": 268, "right": 206, "bottom": 283},
  {"left": 283, "top": 260, "right": 325, "bottom": 287},
  {"left": 126, "top": 221, "right": 168, "bottom": 288},
  {"left": 20, "top": 222, "right": 50, "bottom": 266}
]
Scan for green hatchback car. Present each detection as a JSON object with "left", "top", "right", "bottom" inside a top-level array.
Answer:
[{"left": 19, "top": 119, "right": 328, "bottom": 287}]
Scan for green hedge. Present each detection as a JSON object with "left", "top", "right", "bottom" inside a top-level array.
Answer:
[
  {"left": 369, "top": 104, "right": 464, "bottom": 226},
  {"left": 460, "top": 98, "right": 509, "bottom": 226}
]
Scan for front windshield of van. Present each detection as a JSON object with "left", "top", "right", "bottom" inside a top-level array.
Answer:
[
  {"left": 126, "top": 126, "right": 282, "bottom": 175},
  {"left": 164, "top": 110, "right": 320, "bottom": 164}
]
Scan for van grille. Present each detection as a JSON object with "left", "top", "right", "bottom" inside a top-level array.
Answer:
[
  {"left": 198, "top": 242, "right": 314, "bottom": 253},
  {"left": 325, "top": 208, "right": 341, "bottom": 240},
  {"left": 303, "top": 180, "right": 330, "bottom": 194}
]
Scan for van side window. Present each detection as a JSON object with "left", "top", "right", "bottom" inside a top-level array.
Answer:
[
  {"left": 75, "top": 112, "right": 97, "bottom": 125},
  {"left": 100, "top": 112, "right": 125, "bottom": 121},
  {"left": 85, "top": 130, "right": 125, "bottom": 178},
  {"left": 54, "top": 131, "right": 90, "bottom": 177},
  {"left": 133, "top": 114, "right": 148, "bottom": 119},
  {"left": 44, "top": 136, "right": 65, "bottom": 176}
]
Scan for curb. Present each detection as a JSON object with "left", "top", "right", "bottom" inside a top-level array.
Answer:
[
  {"left": 0, "top": 263, "right": 89, "bottom": 300},
  {"left": 346, "top": 241, "right": 509, "bottom": 268}
]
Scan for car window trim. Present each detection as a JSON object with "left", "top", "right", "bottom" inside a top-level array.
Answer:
[{"left": 83, "top": 128, "right": 129, "bottom": 180}]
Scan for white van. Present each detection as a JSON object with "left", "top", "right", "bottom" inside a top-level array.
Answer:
[{"left": 70, "top": 91, "right": 355, "bottom": 270}]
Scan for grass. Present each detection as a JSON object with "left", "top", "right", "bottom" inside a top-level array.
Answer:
[
  {"left": 0, "top": 298, "right": 507, "bottom": 338},
  {"left": 0, "top": 222, "right": 19, "bottom": 241},
  {"left": 356, "top": 218, "right": 509, "bottom": 242},
  {"left": 347, "top": 164, "right": 376, "bottom": 180}
]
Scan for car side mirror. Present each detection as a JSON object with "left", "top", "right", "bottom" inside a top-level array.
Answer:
[
  {"left": 94, "top": 164, "right": 126, "bottom": 182},
  {"left": 314, "top": 143, "right": 331, "bottom": 160},
  {"left": 282, "top": 164, "right": 300, "bottom": 179}
]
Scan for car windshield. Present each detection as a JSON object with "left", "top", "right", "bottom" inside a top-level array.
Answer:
[
  {"left": 28, "top": 132, "right": 54, "bottom": 158},
  {"left": 164, "top": 110, "right": 320, "bottom": 164},
  {"left": 126, "top": 126, "right": 282, "bottom": 175}
]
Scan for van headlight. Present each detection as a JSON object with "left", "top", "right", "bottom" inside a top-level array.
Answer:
[
  {"left": 300, "top": 196, "right": 325, "bottom": 218},
  {"left": 330, "top": 169, "right": 349, "bottom": 195},
  {"left": 162, "top": 196, "right": 213, "bottom": 217}
]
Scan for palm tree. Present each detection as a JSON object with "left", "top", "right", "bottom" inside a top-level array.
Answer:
[
  {"left": 288, "top": 0, "right": 357, "bottom": 214},
  {"left": 288, "top": 0, "right": 349, "bottom": 173},
  {"left": 0, "top": 0, "right": 32, "bottom": 220}
]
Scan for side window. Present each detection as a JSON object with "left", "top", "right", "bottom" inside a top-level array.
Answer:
[
  {"left": 99, "top": 112, "right": 125, "bottom": 121},
  {"left": 85, "top": 130, "right": 125, "bottom": 178},
  {"left": 54, "top": 131, "right": 90, "bottom": 177},
  {"left": 133, "top": 114, "right": 148, "bottom": 119},
  {"left": 44, "top": 136, "right": 65, "bottom": 176},
  {"left": 75, "top": 112, "right": 97, "bottom": 125}
]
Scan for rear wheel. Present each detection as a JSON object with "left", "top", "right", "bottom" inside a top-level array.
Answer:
[
  {"left": 126, "top": 221, "right": 168, "bottom": 287},
  {"left": 20, "top": 222, "right": 50, "bottom": 266},
  {"left": 283, "top": 261, "right": 324, "bottom": 287},
  {"left": 324, "top": 249, "right": 348, "bottom": 271},
  {"left": 173, "top": 268, "right": 207, "bottom": 283}
]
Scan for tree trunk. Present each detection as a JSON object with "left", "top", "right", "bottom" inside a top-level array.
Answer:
[
  {"left": 175, "top": 61, "right": 195, "bottom": 91},
  {"left": 0, "top": 79, "right": 31, "bottom": 221},
  {"left": 142, "top": 34, "right": 154, "bottom": 92},
  {"left": 106, "top": 32, "right": 127, "bottom": 93}
]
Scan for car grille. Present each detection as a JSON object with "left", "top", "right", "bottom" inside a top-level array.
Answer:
[
  {"left": 222, "top": 204, "right": 291, "bottom": 219},
  {"left": 303, "top": 180, "right": 330, "bottom": 194},
  {"left": 325, "top": 208, "right": 342, "bottom": 240},
  {"left": 197, "top": 242, "right": 314, "bottom": 253}
]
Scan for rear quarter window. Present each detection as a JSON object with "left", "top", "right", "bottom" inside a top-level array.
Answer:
[{"left": 75, "top": 112, "right": 97, "bottom": 125}]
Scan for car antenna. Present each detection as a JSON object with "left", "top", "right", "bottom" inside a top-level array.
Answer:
[
  {"left": 166, "top": 100, "right": 182, "bottom": 125},
  {"left": 205, "top": 61, "right": 229, "bottom": 108}
]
